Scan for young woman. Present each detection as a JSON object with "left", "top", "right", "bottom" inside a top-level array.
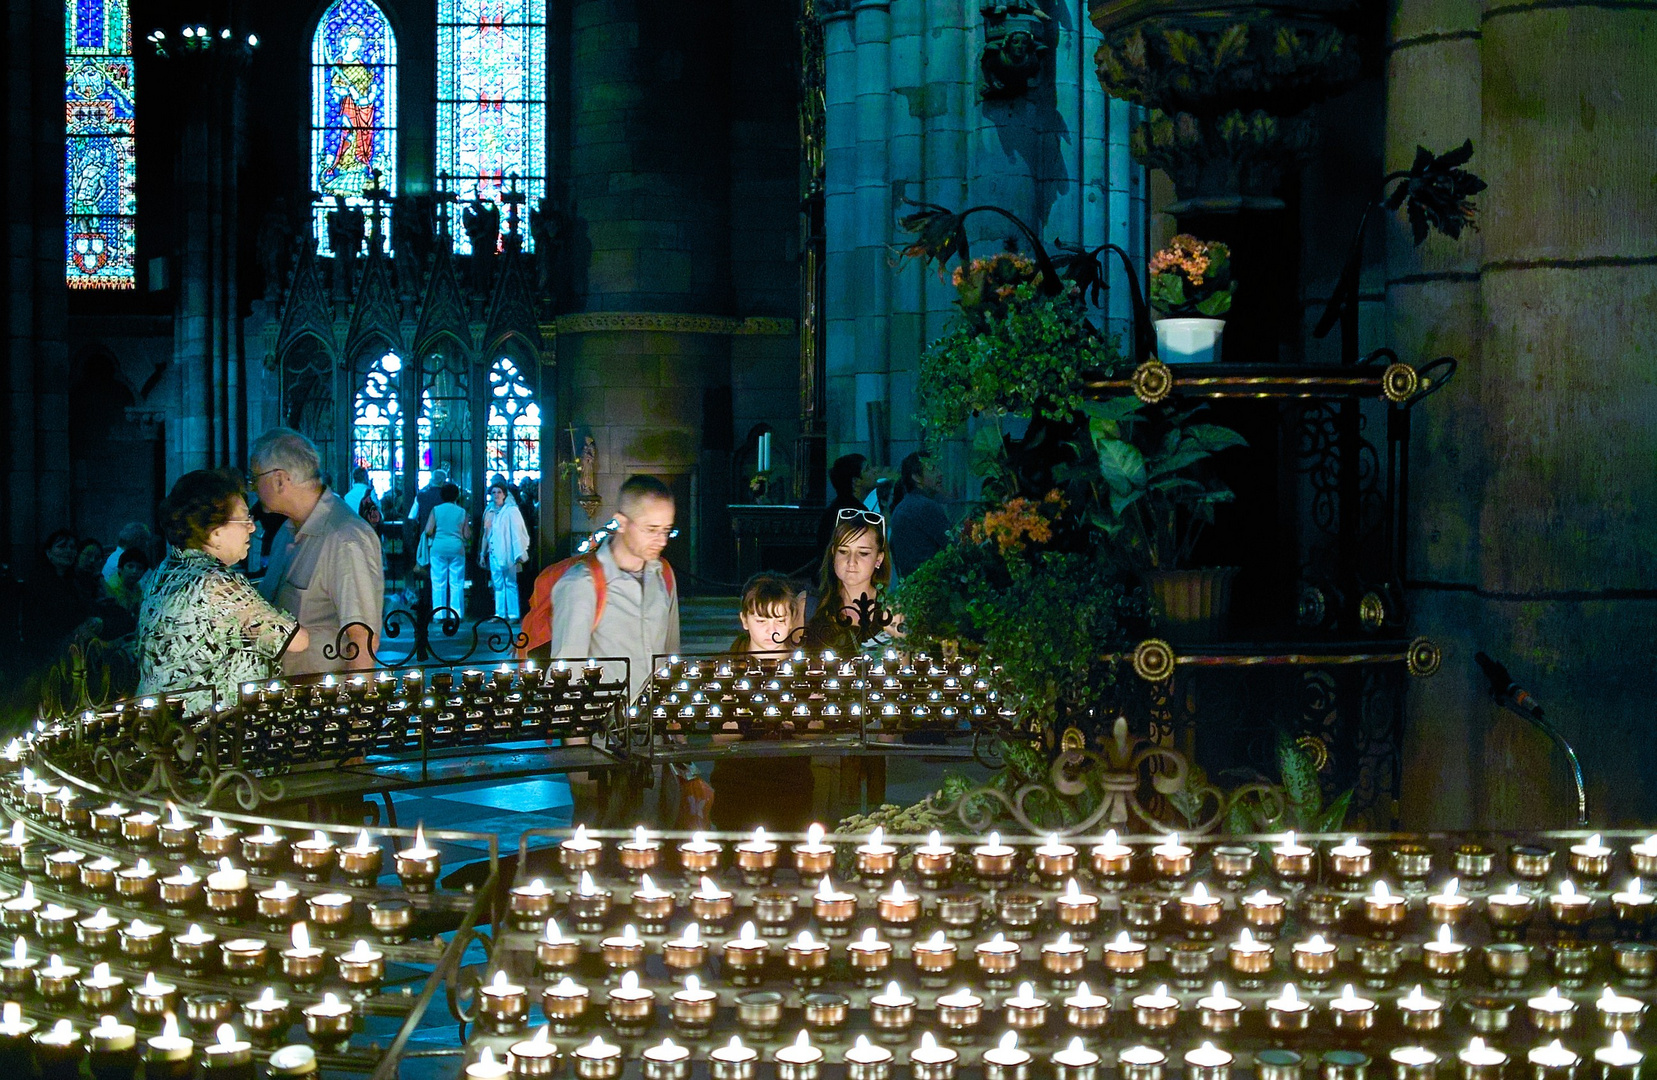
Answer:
[{"left": 804, "top": 508, "right": 894, "bottom": 655}]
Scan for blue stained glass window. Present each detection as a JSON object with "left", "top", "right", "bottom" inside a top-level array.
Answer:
[
  {"left": 353, "top": 351, "right": 404, "bottom": 496},
  {"left": 486, "top": 356, "right": 540, "bottom": 486},
  {"left": 436, "top": 0, "right": 546, "bottom": 254},
  {"left": 65, "top": 0, "right": 136, "bottom": 289},
  {"left": 312, "top": 0, "right": 397, "bottom": 256}
]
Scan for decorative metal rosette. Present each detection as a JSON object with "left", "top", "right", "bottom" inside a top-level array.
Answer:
[
  {"left": 1131, "top": 637, "right": 1176, "bottom": 683},
  {"left": 1131, "top": 359, "right": 1174, "bottom": 404},
  {"left": 1381, "top": 362, "right": 1421, "bottom": 403},
  {"left": 1406, "top": 636, "right": 1442, "bottom": 678}
]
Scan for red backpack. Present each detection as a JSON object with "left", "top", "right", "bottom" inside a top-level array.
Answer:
[{"left": 518, "top": 553, "right": 676, "bottom": 659}]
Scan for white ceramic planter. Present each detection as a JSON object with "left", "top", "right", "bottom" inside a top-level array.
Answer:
[{"left": 1154, "top": 317, "right": 1226, "bottom": 364}]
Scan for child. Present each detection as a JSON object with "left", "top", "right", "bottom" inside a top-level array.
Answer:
[{"left": 710, "top": 573, "right": 815, "bottom": 832}]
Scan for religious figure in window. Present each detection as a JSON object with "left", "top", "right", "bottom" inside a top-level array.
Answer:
[{"left": 320, "top": 27, "right": 377, "bottom": 192}]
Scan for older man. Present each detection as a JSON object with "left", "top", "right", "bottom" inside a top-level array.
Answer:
[{"left": 251, "top": 428, "right": 383, "bottom": 675}]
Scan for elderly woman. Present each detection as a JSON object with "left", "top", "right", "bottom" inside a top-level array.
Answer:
[
  {"left": 479, "top": 480, "right": 530, "bottom": 621},
  {"left": 137, "top": 469, "right": 310, "bottom": 714}
]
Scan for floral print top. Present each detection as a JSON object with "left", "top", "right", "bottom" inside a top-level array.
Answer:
[{"left": 137, "top": 547, "right": 299, "bottom": 714}]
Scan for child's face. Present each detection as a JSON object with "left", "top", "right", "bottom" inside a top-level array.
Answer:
[{"left": 740, "top": 602, "right": 799, "bottom": 652}]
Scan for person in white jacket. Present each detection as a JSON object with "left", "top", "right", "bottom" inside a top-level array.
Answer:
[{"left": 479, "top": 481, "right": 531, "bottom": 621}]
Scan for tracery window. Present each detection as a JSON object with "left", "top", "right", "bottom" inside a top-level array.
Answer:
[
  {"left": 66, "top": 0, "right": 137, "bottom": 289},
  {"left": 435, "top": 0, "right": 546, "bottom": 254},
  {"left": 486, "top": 356, "right": 540, "bottom": 486},
  {"left": 352, "top": 351, "right": 404, "bottom": 496},
  {"left": 311, "top": 0, "right": 398, "bottom": 255},
  {"left": 417, "top": 349, "right": 471, "bottom": 494}
]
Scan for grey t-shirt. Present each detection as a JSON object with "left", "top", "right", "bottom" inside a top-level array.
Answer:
[{"left": 260, "top": 490, "right": 384, "bottom": 676}]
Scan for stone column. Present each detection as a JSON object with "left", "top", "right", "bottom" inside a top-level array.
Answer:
[
  {"left": 561, "top": 0, "right": 733, "bottom": 574},
  {"left": 852, "top": 0, "right": 892, "bottom": 464},
  {"left": 1386, "top": 0, "right": 1486, "bottom": 827},
  {"left": 822, "top": 2, "right": 859, "bottom": 459}
]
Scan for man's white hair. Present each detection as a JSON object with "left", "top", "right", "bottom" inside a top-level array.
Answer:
[{"left": 250, "top": 427, "right": 323, "bottom": 485}]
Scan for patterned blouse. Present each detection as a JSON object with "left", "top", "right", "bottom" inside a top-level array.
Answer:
[{"left": 137, "top": 547, "right": 299, "bottom": 714}]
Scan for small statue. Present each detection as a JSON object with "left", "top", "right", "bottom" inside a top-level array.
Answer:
[
  {"left": 461, "top": 193, "right": 500, "bottom": 292},
  {"left": 255, "top": 197, "right": 293, "bottom": 302},
  {"left": 326, "top": 194, "right": 366, "bottom": 292},
  {"left": 390, "top": 194, "right": 434, "bottom": 296},
  {"left": 529, "top": 197, "right": 566, "bottom": 300},
  {"left": 979, "top": 0, "right": 1049, "bottom": 99},
  {"left": 577, "top": 435, "right": 601, "bottom": 519}
]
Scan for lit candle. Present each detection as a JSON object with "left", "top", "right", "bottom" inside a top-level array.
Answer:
[
  {"left": 908, "top": 1032, "right": 956, "bottom": 1080},
  {"left": 1197, "top": 981, "right": 1243, "bottom": 1033},
  {"left": 1596, "top": 986, "right": 1647, "bottom": 1034},
  {"left": 1226, "top": 927, "right": 1273, "bottom": 978},
  {"left": 618, "top": 825, "right": 661, "bottom": 873},
  {"left": 1595, "top": 1032, "right": 1645, "bottom": 1080},
  {"left": 168, "top": 924, "right": 215, "bottom": 974},
  {"left": 1330, "top": 983, "right": 1378, "bottom": 1032},
  {"left": 858, "top": 828, "right": 899, "bottom": 878},
  {"left": 784, "top": 930, "right": 830, "bottom": 983},
  {"left": 1397, "top": 984, "right": 1444, "bottom": 1032},
  {"left": 197, "top": 815, "right": 239, "bottom": 859},
  {"left": 709, "top": 1037, "right": 758, "bottom": 1080},
  {"left": 568, "top": 871, "right": 613, "bottom": 927},
  {"left": 936, "top": 987, "right": 984, "bottom": 1035},
  {"left": 793, "top": 824, "right": 835, "bottom": 877},
  {"left": 1528, "top": 1040, "right": 1581, "bottom": 1080},
  {"left": 75, "top": 961, "right": 123, "bottom": 1011},
  {"left": 1528, "top": 986, "right": 1579, "bottom": 1034},
  {"left": 1291, "top": 934, "right": 1338, "bottom": 981},
  {"left": 120, "top": 810, "right": 159, "bottom": 848},
  {"left": 606, "top": 969, "right": 655, "bottom": 1033},
  {"left": 662, "top": 921, "right": 708, "bottom": 972},
  {"left": 974, "top": 933, "right": 1021, "bottom": 979},
  {"left": 689, "top": 875, "right": 734, "bottom": 927},
  {"left": 85, "top": 1017, "right": 136, "bottom": 1072},
  {"left": 1266, "top": 983, "right": 1312, "bottom": 1032},
  {"left": 913, "top": 830, "right": 955, "bottom": 880},
  {"left": 540, "top": 977, "right": 590, "bottom": 1032},
  {"left": 1041, "top": 931, "right": 1087, "bottom": 980},
  {"left": 1179, "top": 881, "right": 1223, "bottom": 934},
  {"left": 254, "top": 880, "right": 300, "bottom": 925},
  {"left": 1614, "top": 879, "right": 1655, "bottom": 931},
  {"left": 1389, "top": 1047, "right": 1439, "bottom": 1080},
  {"left": 1631, "top": 835, "right": 1657, "bottom": 877},
  {"left": 668, "top": 975, "right": 716, "bottom": 1035},
  {"left": 1417, "top": 923, "right": 1467, "bottom": 980},
  {"left": 1570, "top": 834, "right": 1614, "bottom": 880},
  {"left": 877, "top": 880, "right": 919, "bottom": 929},
  {"left": 1184, "top": 1041, "right": 1233, "bottom": 1080},
  {"left": 0, "top": 939, "right": 30, "bottom": 998},
  {"left": 736, "top": 827, "right": 779, "bottom": 879},
  {"left": 337, "top": 938, "right": 384, "bottom": 987},
  {"left": 1056, "top": 879, "right": 1100, "bottom": 928},
  {"left": 476, "top": 969, "right": 528, "bottom": 1034},
  {"left": 600, "top": 923, "right": 645, "bottom": 971},
  {"left": 913, "top": 931, "right": 957, "bottom": 977},
  {"left": 869, "top": 980, "right": 915, "bottom": 1037},
  {"left": 240, "top": 986, "right": 291, "bottom": 1046},
  {"left": 1242, "top": 889, "right": 1287, "bottom": 935},
  {"left": 559, "top": 824, "right": 603, "bottom": 874},
  {"left": 509, "top": 877, "right": 556, "bottom": 929},
  {"left": 240, "top": 825, "right": 287, "bottom": 869},
  {"left": 78, "top": 855, "right": 120, "bottom": 894},
  {"left": 1104, "top": 930, "right": 1149, "bottom": 977},
  {"left": 1052, "top": 1037, "right": 1100, "bottom": 1080},
  {"left": 306, "top": 890, "right": 354, "bottom": 933},
  {"left": 142, "top": 1014, "right": 193, "bottom": 1080},
  {"left": 1329, "top": 836, "right": 1374, "bottom": 881},
  {"left": 1091, "top": 829, "right": 1133, "bottom": 884},
  {"left": 1003, "top": 981, "right": 1048, "bottom": 1030},
  {"left": 844, "top": 1036, "right": 894, "bottom": 1080},
  {"left": 1152, "top": 833, "right": 1194, "bottom": 879},
  {"left": 723, "top": 921, "right": 769, "bottom": 983},
  {"left": 75, "top": 906, "right": 120, "bottom": 954},
  {"left": 130, "top": 971, "right": 178, "bottom": 1024},
  {"left": 118, "top": 918, "right": 164, "bottom": 962},
  {"left": 1550, "top": 879, "right": 1595, "bottom": 929},
  {"left": 1364, "top": 879, "right": 1408, "bottom": 932},
  {"left": 574, "top": 1037, "right": 623, "bottom": 1080},
  {"left": 982, "top": 1031, "right": 1031, "bottom": 1080},
  {"left": 1427, "top": 878, "right": 1471, "bottom": 926},
  {"left": 280, "top": 921, "right": 326, "bottom": 986},
  {"left": 677, "top": 831, "right": 722, "bottom": 874},
  {"left": 1034, "top": 835, "right": 1077, "bottom": 879},
  {"left": 847, "top": 927, "right": 892, "bottom": 978},
  {"left": 1272, "top": 831, "right": 1314, "bottom": 880},
  {"left": 507, "top": 1026, "right": 561, "bottom": 1080},
  {"left": 1119, "top": 1046, "right": 1168, "bottom": 1080},
  {"left": 33, "top": 1020, "right": 83, "bottom": 1080},
  {"left": 1132, "top": 983, "right": 1180, "bottom": 1031},
  {"left": 775, "top": 1031, "right": 826, "bottom": 1080},
  {"left": 395, "top": 825, "right": 442, "bottom": 891},
  {"left": 336, "top": 830, "right": 383, "bottom": 885}
]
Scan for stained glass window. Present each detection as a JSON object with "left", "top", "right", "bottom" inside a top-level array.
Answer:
[
  {"left": 352, "top": 351, "right": 404, "bottom": 496},
  {"left": 486, "top": 356, "right": 541, "bottom": 486},
  {"left": 417, "top": 349, "right": 471, "bottom": 493},
  {"left": 312, "top": 0, "right": 397, "bottom": 256},
  {"left": 66, "top": 0, "right": 137, "bottom": 289},
  {"left": 435, "top": 0, "right": 546, "bottom": 254}
]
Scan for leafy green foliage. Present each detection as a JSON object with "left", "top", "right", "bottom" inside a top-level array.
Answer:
[
  {"left": 1148, "top": 235, "right": 1236, "bottom": 318},
  {"left": 1224, "top": 730, "right": 1354, "bottom": 835}
]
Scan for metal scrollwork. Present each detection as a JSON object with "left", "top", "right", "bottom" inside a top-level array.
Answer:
[
  {"left": 327, "top": 612, "right": 530, "bottom": 668},
  {"left": 83, "top": 704, "right": 287, "bottom": 811}
]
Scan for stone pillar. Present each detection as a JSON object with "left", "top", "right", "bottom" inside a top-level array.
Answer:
[
  {"left": 822, "top": 3, "right": 859, "bottom": 460},
  {"left": 1387, "top": 0, "right": 1486, "bottom": 827},
  {"left": 851, "top": 0, "right": 892, "bottom": 464},
  {"left": 562, "top": 0, "right": 733, "bottom": 574}
]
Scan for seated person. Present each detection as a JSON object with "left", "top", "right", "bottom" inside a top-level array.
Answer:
[{"left": 710, "top": 573, "right": 816, "bottom": 833}]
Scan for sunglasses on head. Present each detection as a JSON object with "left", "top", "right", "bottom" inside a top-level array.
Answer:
[{"left": 837, "top": 508, "right": 885, "bottom": 528}]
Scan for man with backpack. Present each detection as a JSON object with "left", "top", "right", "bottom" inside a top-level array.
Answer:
[{"left": 521, "top": 474, "right": 680, "bottom": 698}]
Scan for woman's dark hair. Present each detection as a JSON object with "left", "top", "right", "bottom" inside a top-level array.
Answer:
[
  {"left": 117, "top": 548, "right": 150, "bottom": 572},
  {"left": 42, "top": 529, "right": 76, "bottom": 552},
  {"left": 160, "top": 468, "right": 246, "bottom": 550},
  {"left": 441, "top": 483, "right": 461, "bottom": 503},
  {"left": 814, "top": 516, "right": 891, "bottom": 604}
]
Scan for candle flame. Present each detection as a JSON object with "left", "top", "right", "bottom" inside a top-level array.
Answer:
[
  {"left": 349, "top": 939, "right": 375, "bottom": 960},
  {"left": 633, "top": 826, "right": 648, "bottom": 847},
  {"left": 51, "top": 1021, "right": 71, "bottom": 1038},
  {"left": 544, "top": 919, "right": 564, "bottom": 943},
  {"left": 354, "top": 830, "right": 371, "bottom": 850},
  {"left": 162, "top": 1014, "right": 180, "bottom": 1040},
  {"left": 808, "top": 823, "right": 824, "bottom": 846},
  {"left": 927, "top": 830, "right": 941, "bottom": 848},
  {"left": 1113, "top": 930, "right": 1133, "bottom": 947},
  {"left": 999, "top": 1032, "right": 1018, "bottom": 1052},
  {"left": 1403, "top": 985, "right": 1431, "bottom": 1007},
  {"left": 1338, "top": 984, "right": 1360, "bottom": 1003},
  {"left": 573, "top": 824, "right": 589, "bottom": 844},
  {"left": 737, "top": 921, "right": 759, "bottom": 944},
  {"left": 478, "top": 1048, "right": 499, "bottom": 1068},
  {"left": 989, "top": 933, "right": 1006, "bottom": 946},
  {"left": 861, "top": 928, "right": 878, "bottom": 946},
  {"left": 218, "top": 857, "right": 233, "bottom": 873},
  {"left": 620, "top": 924, "right": 639, "bottom": 942},
  {"left": 413, "top": 824, "right": 428, "bottom": 853},
  {"left": 490, "top": 970, "right": 510, "bottom": 990},
  {"left": 1308, "top": 934, "right": 1329, "bottom": 948},
  {"left": 143, "top": 973, "right": 162, "bottom": 991},
  {"left": 1561, "top": 880, "right": 1578, "bottom": 898},
  {"left": 883, "top": 981, "right": 901, "bottom": 998},
  {"left": 856, "top": 1037, "right": 873, "bottom": 1051},
  {"left": 1065, "top": 878, "right": 1081, "bottom": 898},
  {"left": 698, "top": 876, "right": 721, "bottom": 899},
  {"left": 869, "top": 826, "right": 885, "bottom": 848},
  {"left": 210, "top": 816, "right": 227, "bottom": 834},
  {"left": 1614, "top": 1032, "right": 1631, "bottom": 1051},
  {"left": 678, "top": 923, "right": 700, "bottom": 947},
  {"left": 552, "top": 978, "right": 580, "bottom": 995},
  {"left": 888, "top": 880, "right": 908, "bottom": 901},
  {"left": 257, "top": 826, "right": 279, "bottom": 842},
  {"left": 1056, "top": 932, "right": 1072, "bottom": 947},
  {"left": 532, "top": 1026, "right": 550, "bottom": 1046},
  {"left": 691, "top": 831, "right": 708, "bottom": 847},
  {"left": 7, "top": 822, "right": 20, "bottom": 844},
  {"left": 135, "top": 859, "right": 151, "bottom": 874},
  {"left": 20, "top": 884, "right": 33, "bottom": 903},
  {"left": 93, "top": 962, "right": 110, "bottom": 980},
  {"left": 726, "top": 1038, "right": 745, "bottom": 1052},
  {"left": 684, "top": 975, "right": 700, "bottom": 992},
  {"left": 1277, "top": 985, "right": 1301, "bottom": 1005},
  {"left": 12, "top": 937, "right": 24, "bottom": 962},
  {"left": 816, "top": 876, "right": 837, "bottom": 900},
  {"left": 794, "top": 931, "right": 819, "bottom": 948},
  {"left": 1067, "top": 1038, "right": 1086, "bottom": 1055},
  {"left": 795, "top": 1031, "right": 812, "bottom": 1050},
  {"left": 920, "top": 1033, "right": 938, "bottom": 1051},
  {"left": 291, "top": 922, "right": 311, "bottom": 950},
  {"left": 579, "top": 871, "right": 597, "bottom": 896},
  {"left": 1191, "top": 881, "right": 1209, "bottom": 900},
  {"left": 1238, "top": 928, "right": 1255, "bottom": 944},
  {"left": 751, "top": 827, "right": 767, "bottom": 845},
  {"left": 0, "top": 1004, "right": 14, "bottom": 1027},
  {"left": 1543, "top": 986, "right": 1563, "bottom": 1003},
  {"left": 639, "top": 874, "right": 657, "bottom": 894},
  {"left": 1589, "top": 833, "right": 1603, "bottom": 850},
  {"left": 214, "top": 1024, "right": 238, "bottom": 1047},
  {"left": 621, "top": 970, "right": 639, "bottom": 990},
  {"left": 312, "top": 830, "right": 328, "bottom": 846},
  {"left": 1046, "top": 834, "right": 1059, "bottom": 848},
  {"left": 257, "top": 987, "right": 277, "bottom": 1006},
  {"left": 988, "top": 831, "right": 1001, "bottom": 847}
]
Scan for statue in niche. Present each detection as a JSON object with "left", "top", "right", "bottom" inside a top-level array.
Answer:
[
  {"left": 326, "top": 194, "right": 366, "bottom": 293},
  {"left": 256, "top": 197, "right": 295, "bottom": 302},
  {"left": 529, "top": 197, "right": 566, "bottom": 300},
  {"left": 461, "top": 192, "right": 500, "bottom": 293},
  {"left": 979, "top": 0, "right": 1049, "bottom": 99},
  {"left": 390, "top": 194, "right": 434, "bottom": 296}
]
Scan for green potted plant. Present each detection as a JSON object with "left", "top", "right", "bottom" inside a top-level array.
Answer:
[
  {"left": 1149, "top": 234, "right": 1235, "bottom": 363},
  {"left": 1081, "top": 396, "right": 1247, "bottom": 640}
]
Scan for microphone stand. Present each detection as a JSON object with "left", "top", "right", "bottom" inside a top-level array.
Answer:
[{"left": 1476, "top": 652, "right": 1587, "bottom": 826}]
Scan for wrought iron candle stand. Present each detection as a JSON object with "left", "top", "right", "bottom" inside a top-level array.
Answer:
[{"left": 472, "top": 826, "right": 1657, "bottom": 1080}]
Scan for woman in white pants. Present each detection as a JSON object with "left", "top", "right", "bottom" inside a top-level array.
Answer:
[
  {"left": 480, "top": 481, "right": 530, "bottom": 621},
  {"left": 423, "top": 483, "right": 470, "bottom": 620}
]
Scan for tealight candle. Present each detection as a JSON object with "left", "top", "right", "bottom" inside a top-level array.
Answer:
[
  {"left": 120, "top": 811, "right": 158, "bottom": 848},
  {"left": 1184, "top": 1042, "right": 1234, "bottom": 1080},
  {"left": 618, "top": 825, "right": 661, "bottom": 873},
  {"left": 540, "top": 977, "right": 589, "bottom": 1033},
  {"left": 306, "top": 891, "right": 353, "bottom": 934},
  {"left": 792, "top": 824, "right": 835, "bottom": 877},
  {"left": 508, "top": 879, "right": 557, "bottom": 931},
  {"left": 574, "top": 1037, "right": 624, "bottom": 1080},
  {"left": 877, "top": 881, "right": 920, "bottom": 930},
  {"left": 1267, "top": 984, "right": 1312, "bottom": 1033},
  {"left": 0, "top": 1002, "right": 37, "bottom": 1074},
  {"left": 566, "top": 871, "right": 613, "bottom": 929},
  {"left": 775, "top": 1031, "right": 826, "bottom": 1080},
  {"left": 1180, "top": 881, "right": 1224, "bottom": 934},
  {"left": 1091, "top": 829, "right": 1133, "bottom": 885},
  {"left": 723, "top": 922, "right": 770, "bottom": 984},
  {"left": 0, "top": 937, "right": 33, "bottom": 995},
  {"left": 1330, "top": 983, "right": 1378, "bottom": 1032},
  {"left": 1003, "top": 981, "right": 1048, "bottom": 1030},
  {"left": 336, "top": 938, "right": 384, "bottom": 987},
  {"left": 858, "top": 828, "right": 899, "bottom": 878},
  {"left": 34, "top": 902, "right": 78, "bottom": 944},
  {"left": 75, "top": 961, "right": 123, "bottom": 1011},
  {"left": 1269, "top": 831, "right": 1315, "bottom": 880},
  {"left": 255, "top": 881, "right": 300, "bottom": 924},
  {"left": 1120, "top": 1046, "right": 1168, "bottom": 1080},
  {"left": 1398, "top": 984, "right": 1444, "bottom": 1032},
  {"left": 600, "top": 923, "right": 645, "bottom": 971},
  {"left": 972, "top": 831, "right": 1017, "bottom": 881},
  {"left": 79, "top": 855, "right": 119, "bottom": 894},
  {"left": 1152, "top": 833, "right": 1194, "bottom": 879},
  {"left": 908, "top": 1032, "right": 956, "bottom": 1080},
  {"left": 1428, "top": 879, "right": 1472, "bottom": 926},
  {"left": 689, "top": 876, "right": 734, "bottom": 927},
  {"left": 118, "top": 919, "right": 164, "bottom": 962},
  {"left": 1104, "top": 930, "right": 1149, "bottom": 977},
  {"left": 395, "top": 825, "right": 441, "bottom": 891},
  {"left": 983, "top": 1031, "right": 1031, "bottom": 1080},
  {"left": 1242, "top": 889, "right": 1287, "bottom": 935},
  {"left": 606, "top": 970, "right": 655, "bottom": 1033},
  {"left": 663, "top": 921, "right": 708, "bottom": 972},
  {"left": 129, "top": 972, "right": 178, "bottom": 1024},
  {"left": 1055, "top": 879, "right": 1100, "bottom": 929},
  {"left": 911, "top": 930, "right": 957, "bottom": 978},
  {"left": 280, "top": 922, "right": 326, "bottom": 987},
  {"left": 477, "top": 970, "right": 528, "bottom": 1034},
  {"left": 1595, "top": 1032, "right": 1645, "bottom": 1080},
  {"left": 1571, "top": 835, "right": 1614, "bottom": 880},
  {"left": 170, "top": 923, "right": 215, "bottom": 973},
  {"left": 75, "top": 907, "right": 120, "bottom": 954},
  {"left": 869, "top": 981, "right": 915, "bottom": 1038},
  {"left": 1292, "top": 934, "right": 1338, "bottom": 981},
  {"left": 1550, "top": 880, "right": 1595, "bottom": 930},
  {"left": 35, "top": 953, "right": 80, "bottom": 1006},
  {"left": 197, "top": 816, "right": 239, "bottom": 859},
  {"left": 336, "top": 831, "right": 383, "bottom": 885},
  {"left": 370, "top": 898, "right": 413, "bottom": 944},
  {"left": 290, "top": 830, "right": 335, "bottom": 881},
  {"left": 1132, "top": 983, "right": 1180, "bottom": 1031},
  {"left": 508, "top": 1027, "right": 562, "bottom": 1079},
  {"left": 142, "top": 1015, "right": 193, "bottom": 1080},
  {"left": 1226, "top": 928, "right": 1273, "bottom": 978},
  {"left": 1052, "top": 1037, "right": 1100, "bottom": 1080},
  {"left": 33, "top": 1019, "right": 84, "bottom": 1080},
  {"left": 1423, "top": 924, "right": 1470, "bottom": 978},
  {"left": 668, "top": 975, "right": 716, "bottom": 1035},
  {"left": 158, "top": 806, "right": 195, "bottom": 853},
  {"left": 241, "top": 825, "right": 287, "bottom": 869},
  {"left": 1487, "top": 883, "right": 1537, "bottom": 933},
  {"left": 785, "top": 930, "right": 830, "bottom": 983},
  {"left": 1632, "top": 836, "right": 1657, "bottom": 878},
  {"left": 1329, "top": 837, "right": 1374, "bottom": 882},
  {"left": 1596, "top": 987, "right": 1646, "bottom": 1033},
  {"left": 1042, "top": 932, "right": 1087, "bottom": 980},
  {"left": 848, "top": 928, "right": 892, "bottom": 978},
  {"left": 1529, "top": 986, "right": 1579, "bottom": 1034},
  {"left": 1390, "top": 1047, "right": 1440, "bottom": 1080},
  {"left": 937, "top": 987, "right": 984, "bottom": 1037},
  {"left": 845, "top": 1036, "right": 894, "bottom": 1080},
  {"left": 559, "top": 825, "right": 603, "bottom": 874},
  {"left": 1197, "top": 981, "right": 1243, "bottom": 1032},
  {"left": 735, "top": 827, "right": 779, "bottom": 880},
  {"left": 1613, "top": 879, "right": 1656, "bottom": 931},
  {"left": 1035, "top": 835, "right": 1078, "bottom": 879},
  {"left": 896, "top": 830, "right": 951, "bottom": 882},
  {"left": 204, "top": 858, "right": 250, "bottom": 916},
  {"left": 975, "top": 933, "right": 1021, "bottom": 979},
  {"left": 1364, "top": 880, "right": 1408, "bottom": 933},
  {"left": 677, "top": 832, "right": 722, "bottom": 874},
  {"left": 43, "top": 849, "right": 84, "bottom": 886},
  {"left": 240, "top": 987, "right": 291, "bottom": 1046},
  {"left": 1528, "top": 1040, "right": 1581, "bottom": 1080}
]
